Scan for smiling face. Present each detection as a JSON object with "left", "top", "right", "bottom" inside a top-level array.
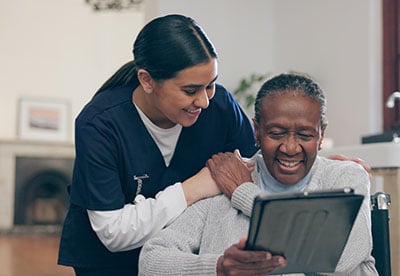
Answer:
[
  {"left": 253, "top": 90, "right": 326, "bottom": 185},
  {"left": 137, "top": 59, "right": 218, "bottom": 129}
]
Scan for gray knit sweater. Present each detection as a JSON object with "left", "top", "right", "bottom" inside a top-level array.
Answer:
[{"left": 139, "top": 155, "right": 378, "bottom": 275}]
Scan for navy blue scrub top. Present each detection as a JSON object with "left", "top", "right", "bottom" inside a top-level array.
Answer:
[{"left": 58, "top": 83, "right": 257, "bottom": 272}]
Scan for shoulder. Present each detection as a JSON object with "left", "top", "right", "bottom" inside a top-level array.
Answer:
[
  {"left": 316, "top": 156, "right": 366, "bottom": 174},
  {"left": 77, "top": 85, "right": 134, "bottom": 123},
  {"left": 311, "top": 156, "right": 370, "bottom": 194}
]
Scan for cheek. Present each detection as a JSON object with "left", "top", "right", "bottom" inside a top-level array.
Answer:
[
  {"left": 260, "top": 139, "right": 278, "bottom": 157},
  {"left": 303, "top": 142, "right": 320, "bottom": 157},
  {"left": 158, "top": 93, "right": 186, "bottom": 111}
]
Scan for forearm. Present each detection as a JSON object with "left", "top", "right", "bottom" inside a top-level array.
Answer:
[
  {"left": 181, "top": 167, "right": 220, "bottom": 206},
  {"left": 139, "top": 199, "right": 219, "bottom": 276},
  {"left": 88, "top": 182, "right": 186, "bottom": 252},
  {"left": 140, "top": 239, "right": 219, "bottom": 276}
]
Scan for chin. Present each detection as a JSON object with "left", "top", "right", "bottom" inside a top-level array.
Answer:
[
  {"left": 181, "top": 119, "right": 198, "bottom": 127},
  {"left": 276, "top": 176, "right": 302, "bottom": 185}
]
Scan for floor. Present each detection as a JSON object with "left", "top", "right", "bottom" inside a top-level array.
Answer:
[{"left": 0, "top": 234, "right": 74, "bottom": 276}]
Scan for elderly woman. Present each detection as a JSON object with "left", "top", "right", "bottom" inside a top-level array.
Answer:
[{"left": 138, "top": 73, "right": 378, "bottom": 276}]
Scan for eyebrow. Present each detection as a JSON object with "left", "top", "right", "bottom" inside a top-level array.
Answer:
[
  {"left": 181, "top": 75, "right": 218, "bottom": 89},
  {"left": 266, "top": 124, "right": 318, "bottom": 132}
]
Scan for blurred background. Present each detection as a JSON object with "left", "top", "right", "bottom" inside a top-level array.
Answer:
[{"left": 0, "top": 0, "right": 397, "bottom": 275}]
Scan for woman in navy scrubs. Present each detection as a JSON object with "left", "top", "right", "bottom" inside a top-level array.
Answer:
[{"left": 57, "top": 14, "right": 257, "bottom": 276}]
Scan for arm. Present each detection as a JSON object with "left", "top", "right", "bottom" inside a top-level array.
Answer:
[
  {"left": 139, "top": 198, "right": 219, "bottom": 275},
  {"left": 88, "top": 182, "right": 186, "bottom": 252},
  {"left": 89, "top": 167, "right": 220, "bottom": 252},
  {"left": 74, "top": 117, "right": 220, "bottom": 252},
  {"left": 139, "top": 197, "right": 287, "bottom": 276}
]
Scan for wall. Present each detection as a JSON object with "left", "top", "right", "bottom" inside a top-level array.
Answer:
[
  {"left": 0, "top": 0, "right": 382, "bottom": 147},
  {"left": 0, "top": 0, "right": 145, "bottom": 142},
  {"left": 152, "top": 0, "right": 382, "bottom": 147},
  {"left": 271, "top": 0, "right": 382, "bottom": 147}
]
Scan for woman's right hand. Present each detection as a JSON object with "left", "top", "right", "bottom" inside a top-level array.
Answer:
[
  {"left": 217, "top": 237, "right": 287, "bottom": 276},
  {"left": 207, "top": 149, "right": 254, "bottom": 198},
  {"left": 181, "top": 167, "right": 221, "bottom": 206}
]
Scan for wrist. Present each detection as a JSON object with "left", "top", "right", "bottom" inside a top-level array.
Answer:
[{"left": 181, "top": 177, "right": 203, "bottom": 206}]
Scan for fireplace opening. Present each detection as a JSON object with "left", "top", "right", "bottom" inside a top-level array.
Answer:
[
  {"left": 14, "top": 157, "right": 74, "bottom": 226},
  {"left": 22, "top": 171, "right": 68, "bottom": 225}
]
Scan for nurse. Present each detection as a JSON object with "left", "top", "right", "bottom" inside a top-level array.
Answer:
[{"left": 57, "top": 14, "right": 257, "bottom": 276}]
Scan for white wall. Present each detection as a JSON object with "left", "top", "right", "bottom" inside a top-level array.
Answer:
[
  {"left": 271, "top": 0, "right": 382, "bottom": 147},
  {"left": 0, "top": 0, "right": 145, "bottom": 142},
  {"left": 0, "top": 0, "right": 382, "bottom": 147},
  {"left": 153, "top": 0, "right": 382, "bottom": 147},
  {"left": 152, "top": 0, "right": 276, "bottom": 104}
]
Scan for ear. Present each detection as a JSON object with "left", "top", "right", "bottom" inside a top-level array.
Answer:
[
  {"left": 252, "top": 118, "right": 260, "bottom": 147},
  {"left": 318, "top": 125, "right": 327, "bottom": 151},
  {"left": 137, "top": 69, "right": 154, "bottom": 94}
]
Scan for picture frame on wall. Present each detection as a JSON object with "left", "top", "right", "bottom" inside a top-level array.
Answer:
[{"left": 17, "top": 98, "right": 71, "bottom": 142}]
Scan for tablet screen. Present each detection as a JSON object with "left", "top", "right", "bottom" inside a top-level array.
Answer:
[{"left": 246, "top": 189, "right": 363, "bottom": 274}]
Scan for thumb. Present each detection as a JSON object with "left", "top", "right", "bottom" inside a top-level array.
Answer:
[{"left": 238, "top": 236, "right": 247, "bottom": 249}]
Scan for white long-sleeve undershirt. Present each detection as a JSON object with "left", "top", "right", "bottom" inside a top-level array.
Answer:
[{"left": 87, "top": 182, "right": 187, "bottom": 252}]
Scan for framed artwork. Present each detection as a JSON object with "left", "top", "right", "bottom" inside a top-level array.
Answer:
[{"left": 17, "top": 98, "right": 71, "bottom": 142}]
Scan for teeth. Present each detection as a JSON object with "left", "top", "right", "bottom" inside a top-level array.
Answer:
[
  {"left": 278, "top": 160, "right": 300, "bottom": 168},
  {"left": 185, "top": 108, "right": 200, "bottom": 113}
]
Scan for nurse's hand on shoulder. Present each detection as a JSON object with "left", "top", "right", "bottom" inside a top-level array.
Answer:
[
  {"left": 181, "top": 167, "right": 221, "bottom": 206},
  {"left": 216, "top": 237, "right": 287, "bottom": 276},
  {"left": 207, "top": 149, "right": 254, "bottom": 198}
]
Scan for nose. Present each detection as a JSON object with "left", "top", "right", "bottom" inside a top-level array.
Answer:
[
  {"left": 279, "top": 134, "right": 302, "bottom": 155},
  {"left": 194, "top": 88, "right": 213, "bottom": 109}
]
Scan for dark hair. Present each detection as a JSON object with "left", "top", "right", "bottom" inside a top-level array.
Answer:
[
  {"left": 94, "top": 14, "right": 218, "bottom": 96},
  {"left": 254, "top": 73, "right": 327, "bottom": 126}
]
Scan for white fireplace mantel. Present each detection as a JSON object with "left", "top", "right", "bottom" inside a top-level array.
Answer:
[{"left": 0, "top": 139, "right": 75, "bottom": 230}]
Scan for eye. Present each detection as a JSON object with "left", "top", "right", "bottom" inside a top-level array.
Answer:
[
  {"left": 268, "top": 130, "right": 287, "bottom": 139},
  {"left": 297, "top": 132, "right": 315, "bottom": 141},
  {"left": 183, "top": 89, "right": 197, "bottom": 95}
]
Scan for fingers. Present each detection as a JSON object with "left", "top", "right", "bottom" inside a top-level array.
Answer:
[
  {"left": 221, "top": 243, "right": 287, "bottom": 276},
  {"left": 328, "top": 154, "right": 372, "bottom": 177},
  {"left": 328, "top": 154, "right": 348, "bottom": 161},
  {"left": 224, "top": 243, "right": 269, "bottom": 263}
]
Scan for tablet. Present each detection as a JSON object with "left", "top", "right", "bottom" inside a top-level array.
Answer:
[{"left": 245, "top": 188, "right": 364, "bottom": 274}]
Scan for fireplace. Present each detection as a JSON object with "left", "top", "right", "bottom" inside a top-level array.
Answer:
[
  {"left": 0, "top": 140, "right": 74, "bottom": 232},
  {"left": 14, "top": 157, "right": 73, "bottom": 226}
]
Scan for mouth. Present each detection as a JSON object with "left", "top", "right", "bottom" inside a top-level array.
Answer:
[
  {"left": 183, "top": 108, "right": 201, "bottom": 117},
  {"left": 276, "top": 159, "right": 304, "bottom": 172},
  {"left": 277, "top": 159, "right": 302, "bottom": 167}
]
